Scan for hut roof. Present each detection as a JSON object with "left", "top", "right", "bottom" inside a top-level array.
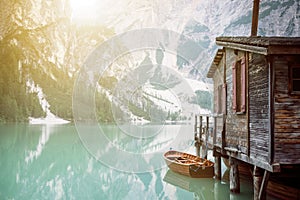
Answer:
[
  {"left": 216, "top": 36, "right": 300, "bottom": 46},
  {"left": 207, "top": 36, "right": 300, "bottom": 78},
  {"left": 216, "top": 36, "right": 300, "bottom": 55}
]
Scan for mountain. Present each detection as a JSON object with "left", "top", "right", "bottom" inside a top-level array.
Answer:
[
  {"left": 101, "top": 0, "right": 299, "bottom": 73},
  {"left": 0, "top": 0, "right": 115, "bottom": 122},
  {"left": 0, "top": 0, "right": 299, "bottom": 122}
]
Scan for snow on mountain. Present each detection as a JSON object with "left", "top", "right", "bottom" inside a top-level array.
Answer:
[
  {"left": 186, "top": 78, "right": 212, "bottom": 92},
  {"left": 143, "top": 82, "right": 181, "bottom": 113},
  {"left": 26, "top": 79, "right": 69, "bottom": 124}
]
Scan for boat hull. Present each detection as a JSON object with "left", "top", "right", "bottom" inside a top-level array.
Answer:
[{"left": 164, "top": 150, "right": 214, "bottom": 178}]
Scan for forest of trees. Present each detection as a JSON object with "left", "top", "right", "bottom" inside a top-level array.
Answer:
[
  {"left": 0, "top": 32, "right": 121, "bottom": 123},
  {"left": 0, "top": 45, "right": 46, "bottom": 122},
  {"left": 0, "top": 0, "right": 120, "bottom": 123},
  {"left": 193, "top": 90, "right": 213, "bottom": 111},
  {"left": 0, "top": 1, "right": 212, "bottom": 123},
  {"left": 0, "top": 42, "right": 211, "bottom": 123}
]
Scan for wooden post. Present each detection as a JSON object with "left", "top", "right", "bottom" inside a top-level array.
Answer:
[
  {"left": 199, "top": 116, "right": 203, "bottom": 140},
  {"left": 194, "top": 115, "right": 197, "bottom": 139},
  {"left": 203, "top": 116, "right": 209, "bottom": 159},
  {"left": 201, "top": 144, "right": 207, "bottom": 159},
  {"left": 253, "top": 166, "right": 263, "bottom": 200},
  {"left": 213, "top": 116, "right": 217, "bottom": 146},
  {"left": 258, "top": 170, "right": 270, "bottom": 200},
  {"left": 253, "top": 167, "right": 270, "bottom": 200},
  {"left": 195, "top": 141, "right": 200, "bottom": 157},
  {"left": 251, "top": 0, "right": 260, "bottom": 36},
  {"left": 214, "top": 156, "right": 222, "bottom": 180},
  {"left": 194, "top": 115, "right": 201, "bottom": 156},
  {"left": 221, "top": 115, "right": 226, "bottom": 154},
  {"left": 229, "top": 157, "right": 240, "bottom": 193},
  {"left": 199, "top": 116, "right": 205, "bottom": 158}
]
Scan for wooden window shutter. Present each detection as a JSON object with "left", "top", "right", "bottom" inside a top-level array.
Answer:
[
  {"left": 241, "top": 57, "right": 246, "bottom": 113},
  {"left": 232, "top": 62, "right": 237, "bottom": 112},
  {"left": 222, "top": 83, "right": 227, "bottom": 114}
]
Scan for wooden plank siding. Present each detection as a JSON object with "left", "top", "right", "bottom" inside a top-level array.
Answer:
[
  {"left": 248, "top": 53, "right": 270, "bottom": 163},
  {"left": 211, "top": 50, "right": 226, "bottom": 149},
  {"left": 213, "top": 62, "right": 224, "bottom": 114},
  {"left": 273, "top": 56, "right": 300, "bottom": 164},
  {"left": 204, "top": 37, "right": 300, "bottom": 172},
  {"left": 225, "top": 49, "right": 248, "bottom": 154}
]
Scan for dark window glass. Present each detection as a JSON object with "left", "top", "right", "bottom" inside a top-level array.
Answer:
[
  {"left": 291, "top": 66, "right": 300, "bottom": 93},
  {"left": 293, "top": 80, "right": 300, "bottom": 91},
  {"left": 292, "top": 68, "right": 300, "bottom": 79}
]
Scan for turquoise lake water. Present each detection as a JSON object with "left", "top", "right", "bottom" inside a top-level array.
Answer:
[{"left": 0, "top": 123, "right": 253, "bottom": 199}]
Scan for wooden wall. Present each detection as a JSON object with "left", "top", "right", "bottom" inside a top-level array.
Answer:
[
  {"left": 211, "top": 47, "right": 300, "bottom": 167},
  {"left": 213, "top": 54, "right": 225, "bottom": 147},
  {"left": 213, "top": 55, "right": 224, "bottom": 113},
  {"left": 273, "top": 55, "right": 300, "bottom": 164},
  {"left": 225, "top": 49, "right": 248, "bottom": 154},
  {"left": 248, "top": 53, "right": 270, "bottom": 163}
]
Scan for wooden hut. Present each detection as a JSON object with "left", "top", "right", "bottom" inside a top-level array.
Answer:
[{"left": 195, "top": 36, "right": 300, "bottom": 199}]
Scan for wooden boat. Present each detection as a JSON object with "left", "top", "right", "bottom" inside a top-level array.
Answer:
[{"left": 164, "top": 150, "right": 214, "bottom": 178}]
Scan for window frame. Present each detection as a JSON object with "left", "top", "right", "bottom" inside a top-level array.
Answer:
[
  {"left": 232, "top": 56, "right": 247, "bottom": 114},
  {"left": 289, "top": 65, "right": 300, "bottom": 95}
]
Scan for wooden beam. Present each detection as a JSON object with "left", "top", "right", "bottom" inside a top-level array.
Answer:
[
  {"left": 258, "top": 170, "right": 270, "bottom": 200},
  {"left": 251, "top": 0, "right": 260, "bottom": 36},
  {"left": 246, "top": 52, "right": 250, "bottom": 157},
  {"left": 253, "top": 166, "right": 263, "bottom": 200},
  {"left": 268, "top": 46, "right": 300, "bottom": 54},
  {"left": 223, "top": 48, "right": 226, "bottom": 84},
  {"left": 268, "top": 56, "right": 274, "bottom": 164},
  {"left": 216, "top": 41, "right": 268, "bottom": 55},
  {"left": 223, "top": 149, "right": 281, "bottom": 172}
]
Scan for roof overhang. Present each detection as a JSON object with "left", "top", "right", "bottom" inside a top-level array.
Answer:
[
  {"left": 206, "top": 36, "right": 300, "bottom": 79},
  {"left": 207, "top": 48, "right": 224, "bottom": 78},
  {"left": 216, "top": 36, "right": 300, "bottom": 55}
]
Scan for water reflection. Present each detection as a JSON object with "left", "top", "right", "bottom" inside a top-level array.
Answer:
[
  {"left": 102, "top": 124, "right": 192, "bottom": 154},
  {"left": 0, "top": 124, "right": 253, "bottom": 199},
  {"left": 76, "top": 124, "right": 195, "bottom": 173},
  {"left": 25, "top": 125, "right": 53, "bottom": 163},
  {"left": 164, "top": 170, "right": 229, "bottom": 199}
]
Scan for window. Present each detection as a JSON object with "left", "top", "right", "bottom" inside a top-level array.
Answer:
[
  {"left": 289, "top": 65, "right": 300, "bottom": 94},
  {"left": 232, "top": 57, "right": 246, "bottom": 113}
]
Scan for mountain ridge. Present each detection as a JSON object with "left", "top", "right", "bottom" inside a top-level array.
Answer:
[{"left": 0, "top": 0, "right": 299, "bottom": 122}]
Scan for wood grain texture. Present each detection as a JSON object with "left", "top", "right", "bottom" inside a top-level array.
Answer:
[{"left": 273, "top": 56, "right": 300, "bottom": 164}]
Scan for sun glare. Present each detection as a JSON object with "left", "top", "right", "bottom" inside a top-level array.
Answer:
[{"left": 69, "top": 0, "right": 100, "bottom": 21}]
